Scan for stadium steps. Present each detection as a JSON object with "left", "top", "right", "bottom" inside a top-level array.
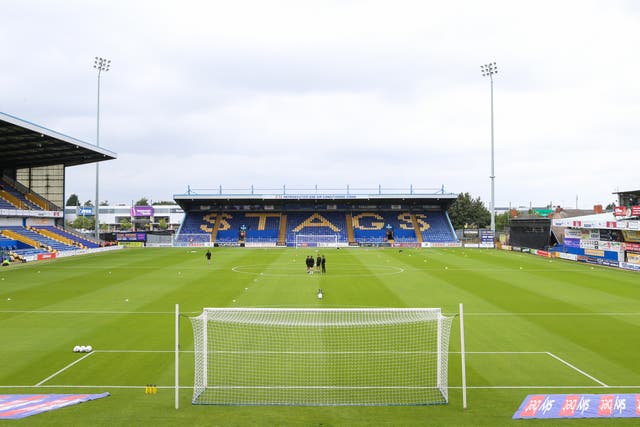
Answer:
[
  {"left": 0, "top": 190, "right": 25, "bottom": 209},
  {"left": 58, "top": 226, "right": 101, "bottom": 248},
  {"left": 411, "top": 214, "right": 424, "bottom": 243},
  {"left": 345, "top": 213, "right": 355, "bottom": 244},
  {"left": 9, "top": 176, "right": 57, "bottom": 210},
  {"left": 31, "top": 227, "right": 80, "bottom": 248},
  {"left": 0, "top": 196, "right": 17, "bottom": 209},
  {"left": 278, "top": 214, "right": 287, "bottom": 245},
  {"left": 0, "top": 178, "right": 43, "bottom": 210},
  {"left": 25, "top": 193, "right": 50, "bottom": 210},
  {"left": 1, "top": 229, "right": 41, "bottom": 250}
]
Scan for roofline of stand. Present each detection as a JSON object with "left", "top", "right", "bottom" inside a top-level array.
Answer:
[
  {"left": 174, "top": 186, "right": 458, "bottom": 201},
  {"left": 0, "top": 111, "right": 117, "bottom": 159}
]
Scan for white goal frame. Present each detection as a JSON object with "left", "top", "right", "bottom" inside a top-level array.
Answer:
[
  {"left": 294, "top": 233, "right": 339, "bottom": 248},
  {"left": 173, "top": 233, "right": 212, "bottom": 247},
  {"left": 185, "top": 307, "right": 456, "bottom": 407}
]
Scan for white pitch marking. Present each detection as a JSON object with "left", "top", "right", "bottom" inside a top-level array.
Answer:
[
  {"left": 460, "top": 312, "right": 640, "bottom": 317},
  {"left": 5, "top": 384, "right": 640, "bottom": 390},
  {"left": 452, "top": 351, "right": 548, "bottom": 354},
  {"left": 546, "top": 352, "right": 608, "bottom": 387},
  {"left": 0, "top": 385, "right": 193, "bottom": 389},
  {"left": 0, "top": 310, "right": 201, "bottom": 315},
  {"left": 2, "top": 309, "right": 640, "bottom": 317},
  {"left": 231, "top": 264, "right": 404, "bottom": 277},
  {"left": 35, "top": 351, "right": 96, "bottom": 386},
  {"left": 93, "top": 349, "right": 196, "bottom": 353},
  {"left": 449, "top": 385, "right": 619, "bottom": 390}
]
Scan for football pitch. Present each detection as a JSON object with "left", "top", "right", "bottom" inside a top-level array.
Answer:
[{"left": 1, "top": 247, "right": 639, "bottom": 426}]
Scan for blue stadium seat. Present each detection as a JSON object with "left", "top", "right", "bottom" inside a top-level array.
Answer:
[
  {"left": 2, "top": 226, "right": 76, "bottom": 251},
  {"left": 285, "top": 212, "right": 347, "bottom": 244},
  {"left": 0, "top": 179, "right": 42, "bottom": 210},
  {"left": 175, "top": 212, "right": 215, "bottom": 243},
  {"left": 31, "top": 226, "right": 100, "bottom": 248},
  {"left": 175, "top": 209, "right": 456, "bottom": 246},
  {"left": 216, "top": 212, "right": 281, "bottom": 244},
  {"left": 418, "top": 211, "right": 457, "bottom": 242}
]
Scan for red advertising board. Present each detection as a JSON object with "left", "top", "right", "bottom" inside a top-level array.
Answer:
[
  {"left": 625, "top": 242, "right": 640, "bottom": 252},
  {"left": 614, "top": 206, "right": 627, "bottom": 217},
  {"left": 559, "top": 395, "right": 580, "bottom": 417},
  {"left": 598, "top": 395, "right": 615, "bottom": 416},
  {"left": 632, "top": 206, "right": 640, "bottom": 216},
  {"left": 519, "top": 395, "right": 546, "bottom": 417},
  {"left": 36, "top": 253, "right": 57, "bottom": 261}
]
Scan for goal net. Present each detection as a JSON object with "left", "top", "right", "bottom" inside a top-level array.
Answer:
[
  {"left": 294, "top": 234, "right": 338, "bottom": 247},
  {"left": 189, "top": 308, "right": 454, "bottom": 406},
  {"left": 173, "top": 233, "right": 212, "bottom": 247}
]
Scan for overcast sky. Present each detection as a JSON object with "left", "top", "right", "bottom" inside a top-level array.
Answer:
[{"left": 1, "top": 0, "right": 639, "bottom": 209}]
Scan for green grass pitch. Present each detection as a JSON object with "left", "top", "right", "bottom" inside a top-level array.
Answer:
[{"left": 1, "top": 247, "right": 639, "bottom": 426}]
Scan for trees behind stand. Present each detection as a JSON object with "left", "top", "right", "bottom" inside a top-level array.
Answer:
[{"left": 448, "top": 192, "right": 491, "bottom": 230}]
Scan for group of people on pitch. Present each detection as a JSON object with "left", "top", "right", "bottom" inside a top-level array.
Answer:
[{"left": 305, "top": 254, "right": 326, "bottom": 274}]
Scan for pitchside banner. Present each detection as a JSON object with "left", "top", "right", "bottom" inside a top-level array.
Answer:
[
  {"left": 564, "top": 238, "right": 580, "bottom": 248},
  {"left": 514, "top": 394, "right": 640, "bottom": 419},
  {"left": 116, "top": 232, "right": 147, "bottom": 242},
  {"left": 564, "top": 229, "right": 582, "bottom": 239},
  {"left": 479, "top": 230, "right": 495, "bottom": 248},
  {"left": 0, "top": 393, "right": 109, "bottom": 419}
]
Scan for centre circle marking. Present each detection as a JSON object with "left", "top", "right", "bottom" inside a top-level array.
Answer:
[{"left": 232, "top": 264, "right": 404, "bottom": 277}]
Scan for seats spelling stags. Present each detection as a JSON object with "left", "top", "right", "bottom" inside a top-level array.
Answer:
[
  {"left": 177, "top": 212, "right": 282, "bottom": 243},
  {"left": 351, "top": 211, "right": 455, "bottom": 243},
  {"left": 285, "top": 212, "right": 347, "bottom": 243}
]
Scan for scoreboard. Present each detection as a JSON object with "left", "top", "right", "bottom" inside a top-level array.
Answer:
[{"left": 116, "top": 232, "right": 146, "bottom": 247}]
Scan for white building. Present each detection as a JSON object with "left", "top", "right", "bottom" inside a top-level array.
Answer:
[{"left": 64, "top": 204, "right": 184, "bottom": 231}]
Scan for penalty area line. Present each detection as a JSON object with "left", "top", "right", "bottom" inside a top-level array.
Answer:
[
  {"left": 35, "top": 351, "right": 96, "bottom": 386},
  {"left": 546, "top": 352, "right": 608, "bottom": 387},
  {"left": 450, "top": 385, "right": 630, "bottom": 390}
]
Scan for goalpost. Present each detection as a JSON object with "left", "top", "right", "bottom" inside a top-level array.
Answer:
[
  {"left": 294, "top": 234, "right": 339, "bottom": 248},
  {"left": 188, "top": 308, "right": 454, "bottom": 406}
]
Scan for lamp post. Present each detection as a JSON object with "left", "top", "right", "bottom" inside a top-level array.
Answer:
[
  {"left": 93, "top": 56, "right": 110, "bottom": 240},
  {"left": 480, "top": 61, "right": 497, "bottom": 233}
]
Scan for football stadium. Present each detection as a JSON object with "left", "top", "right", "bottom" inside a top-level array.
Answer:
[{"left": 1, "top": 111, "right": 640, "bottom": 426}]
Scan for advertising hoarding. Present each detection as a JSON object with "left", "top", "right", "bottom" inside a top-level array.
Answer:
[{"left": 130, "top": 206, "right": 154, "bottom": 217}]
